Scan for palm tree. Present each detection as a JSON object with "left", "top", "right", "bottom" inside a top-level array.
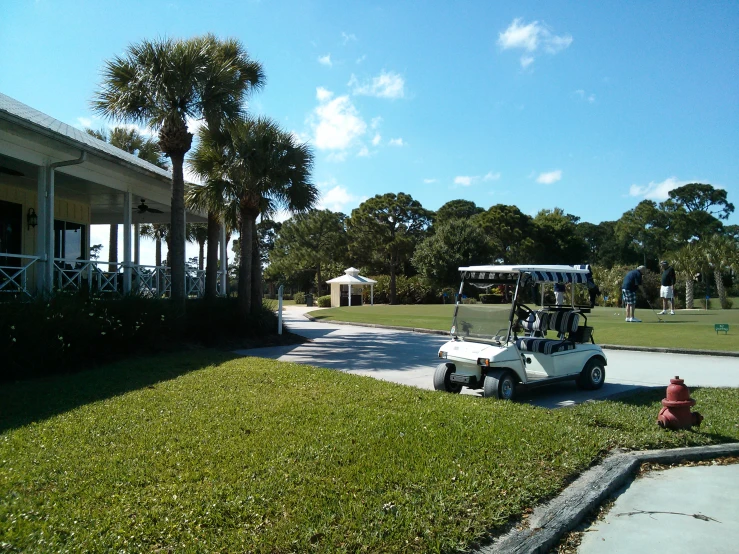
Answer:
[
  {"left": 86, "top": 127, "right": 167, "bottom": 272},
  {"left": 93, "top": 35, "right": 264, "bottom": 311},
  {"left": 189, "top": 118, "right": 318, "bottom": 315},
  {"left": 703, "top": 235, "right": 738, "bottom": 309},
  {"left": 139, "top": 224, "right": 169, "bottom": 267},
  {"left": 670, "top": 243, "right": 704, "bottom": 309},
  {"left": 190, "top": 224, "right": 208, "bottom": 270}
]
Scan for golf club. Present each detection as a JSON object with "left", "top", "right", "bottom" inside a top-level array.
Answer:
[{"left": 645, "top": 297, "right": 664, "bottom": 323}]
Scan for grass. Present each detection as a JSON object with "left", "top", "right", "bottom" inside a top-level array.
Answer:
[
  {"left": 309, "top": 303, "right": 739, "bottom": 352},
  {"left": 1, "top": 351, "right": 738, "bottom": 552}
]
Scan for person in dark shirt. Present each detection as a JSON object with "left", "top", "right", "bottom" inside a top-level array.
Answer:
[
  {"left": 621, "top": 265, "right": 646, "bottom": 322},
  {"left": 659, "top": 260, "right": 676, "bottom": 315}
]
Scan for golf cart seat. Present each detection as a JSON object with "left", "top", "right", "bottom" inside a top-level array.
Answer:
[{"left": 516, "top": 309, "right": 581, "bottom": 354}]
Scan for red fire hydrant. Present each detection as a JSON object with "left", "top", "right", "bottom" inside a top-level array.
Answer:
[{"left": 657, "top": 376, "right": 703, "bottom": 430}]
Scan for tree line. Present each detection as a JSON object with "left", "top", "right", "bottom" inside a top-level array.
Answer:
[{"left": 265, "top": 185, "right": 739, "bottom": 308}]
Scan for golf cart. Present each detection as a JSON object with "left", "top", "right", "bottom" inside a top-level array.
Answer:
[{"left": 435, "top": 265, "right": 607, "bottom": 400}]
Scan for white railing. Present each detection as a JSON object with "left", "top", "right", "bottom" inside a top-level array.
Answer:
[
  {"left": 0, "top": 253, "right": 39, "bottom": 298},
  {"left": 1, "top": 258, "right": 221, "bottom": 300}
]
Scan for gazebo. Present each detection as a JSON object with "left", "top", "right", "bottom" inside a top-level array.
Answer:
[{"left": 326, "top": 267, "right": 377, "bottom": 307}]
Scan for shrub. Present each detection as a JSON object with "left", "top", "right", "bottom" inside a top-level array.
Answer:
[
  {"left": 361, "top": 275, "right": 443, "bottom": 304},
  {"left": 479, "top": 291, "right": 503, "bottom": 304},
  {"left": 317, "top": 295, "right": 332, "bottom": 307},
  {"left": 293, "top": 292, "right": 306, "bottom": 304},
  {"left": 0, "top": 294, "right": 277, "bottom": 382}
]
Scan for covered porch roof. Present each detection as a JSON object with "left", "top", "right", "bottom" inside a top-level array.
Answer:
[{"left": 0, "top": 93, "right": 205, "bottom": 224}]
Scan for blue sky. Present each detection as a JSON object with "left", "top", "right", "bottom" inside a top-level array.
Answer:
[{"left": 2, "top": 1, "right": 738, "bottom": 262}]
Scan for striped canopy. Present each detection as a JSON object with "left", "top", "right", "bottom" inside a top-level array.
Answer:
[{"left": 459, "top": 264, "right": 593, "bottom": 285}]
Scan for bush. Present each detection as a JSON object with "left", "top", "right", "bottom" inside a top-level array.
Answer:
[
  {"left": 293, "top": 292, "right": 306, "bottom": 304},
  {"left": 479, "top": 291, "right": 503, "bottom": 304},
  {"left": 361, "top": 275, "right": 443, "bottom": 304},
  {"left": 317, "top": 295, "right": 332, "bottom": 307},
  {"left": 0, "top": 293, "right": 277, "bottom": 382}
]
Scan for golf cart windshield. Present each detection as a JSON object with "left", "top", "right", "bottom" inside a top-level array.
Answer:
[
  {"left": 451, "top": 265, "right": 592, "bottom": 343},
  {"left": 451, "top": 269, "right": 520, "bottom": 344}
]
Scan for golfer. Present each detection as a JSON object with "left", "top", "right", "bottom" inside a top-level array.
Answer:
[
  {"left": 622, "top": 265, "right": 646, "bottom": 322},
  {"left": 659, "top": 260, "right": 676, "bottom": 315}
]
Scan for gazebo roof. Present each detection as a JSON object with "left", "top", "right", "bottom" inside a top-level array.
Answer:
[{"left": 326, "top": 267, "right": 377, "bottom": 285}]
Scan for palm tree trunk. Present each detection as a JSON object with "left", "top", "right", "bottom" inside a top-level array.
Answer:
[
  {"left": 204, "top": 212, "right": 219, "bottom": 300},
  {"left": 198, "top": 241, "right": 205, "bottom": 270},
  {"left": 714, "top": 270, "right": 727, "bottom": 309},
  {"left": 316, "top": 264, "right": 322, "bottom": 297},
  {"left": 169, "top": 152, "right": 187, "bottom": 311},
  {"left": 108, "top": 224, "right": 118, "bottom": 273},
  {"left": 238, "top": 209, "right": 253, "bottom": 316},
  {"left": 685, "top": 280, "right": 694, "bottom": 309},
  {"left": 251, "top": 218, "right": 262, "bottom": 312}
]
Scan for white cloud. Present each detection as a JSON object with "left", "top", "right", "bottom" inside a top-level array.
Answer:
[
  {"left": 349, "top": 71, "right": 405, "bottom": 99},
  {"left": 574, "top": 89, "right": 596, "bottom": 103},
  {"left": 370, "top": 116, "right": 383, "bottom": 129},
  {"left": 317, "top": 180, "right": 359, "bottom": 212},
  {"left": 454, "top": 176, "right": 474, "bottom": 187},
  {"left": 356, "top": 55, "right": 366, "bottom": 64},
  {"left": 357, "top": 146, "right": 371, "bottom": 157},
  {"left": 326, "top": 151, "right": 348, "bottom": 163},
  {"left": 318, "top": 54, "right": 332, "bottom": 67},
  {"left": 77, "top": 116, "right": 93, "bottom": 128},
  {"left": 371, "top": 133, "right": 381, "bottom": 146},
  {"left": 388, "top": 137, "right": 404, "bottom": 147},
  {"left": 309, "top": 89, "right": 367, "bottom": 151},
  {"left": 341, "top": 32, "right": 357, "bottom": 44},
  {"left": 498, "top": 19, "right": 541, "bottom": 51},
  {"left": 536, "top": 170, "right": 562, "bottom": 184},
  {"left": 483, "top": 171, "right": 501, "bottom": 181},
  {"left": 316, "top": 87, "right": 334, "bottom": 102},
  {"left": 423, "top": 178, "right": 437, "bottom": 184},
  {"left": 628, "top": 177, "right": 689, "bottom": 201},
  {"left": 498, "top": 18, "right": 572, "bottom": 67},
  {"left": 453, "top": 171, "right": 500, "bottom": 187}
]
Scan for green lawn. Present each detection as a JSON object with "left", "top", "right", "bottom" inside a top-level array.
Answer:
[
  {"left": 309, "top": 303, "right": 739, "bottom": 352},
  {"left": 1, "top": 352, "right": 738, "bottom": 552}
]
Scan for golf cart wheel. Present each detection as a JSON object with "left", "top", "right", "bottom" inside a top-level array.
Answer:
[
  {"left": 434, "top": 363, "right": 462, "bottom": 394},
  {"left": 483, "top": 370, "right": 516, "bottom": 400},
  {"left": 577, "top": 357, "right": 606, "bottom": 390}
]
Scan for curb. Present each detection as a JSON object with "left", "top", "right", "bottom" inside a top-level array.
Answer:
[
  {"left": 302, "top": 316, "right": 739, "bottom": 357},
  {"left": 481, "top": 442, "right": 739, "bottom": 554}
]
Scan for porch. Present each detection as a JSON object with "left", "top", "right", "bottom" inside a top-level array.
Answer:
[{"left": 0, "top": 93, "right": 227, "bottom": 300}]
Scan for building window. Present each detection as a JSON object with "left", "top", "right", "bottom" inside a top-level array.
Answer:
[
  {"left": 54, "top": 220, "right": 86, "bottom": 263},
  {"left": 0, "top": 200, "right": 22, "bottom": 267}
]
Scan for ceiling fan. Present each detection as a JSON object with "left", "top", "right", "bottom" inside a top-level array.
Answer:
[{"left": 135, "top": 199, "right": 163, "bottom": 214}]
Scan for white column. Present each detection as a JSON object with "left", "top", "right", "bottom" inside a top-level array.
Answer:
[
  {"left": 220, "top": 223, "right": 227, "bottom": 296},
  {"left": 371, "top": 284, "right": 374, "bottom": 306},
  {"left": 122, "top": 192, "right": 132, "bottom": 294},
  {"left": 35, "top": 164, "right": 49, "bottom": 293},
  {"left": 134, "top": 223, "right": 140, "bottom": 265},
  {"left": 348, "top": 284, "right": 352, "bottom": 306},
  {"left": 44, "top": 165, "right": 55, "bottom": 293}
]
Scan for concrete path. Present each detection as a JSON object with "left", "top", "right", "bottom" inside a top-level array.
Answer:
[
  {"left": 578, "top": 463, "right": 739, "bottom": 553},
  {"left": 237, "top": 307, "right": 739, "bottom": 409}
]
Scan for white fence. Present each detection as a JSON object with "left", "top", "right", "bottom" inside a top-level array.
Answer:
[{"left": 1, "top": 255, "right": 228, "bottom": 300}]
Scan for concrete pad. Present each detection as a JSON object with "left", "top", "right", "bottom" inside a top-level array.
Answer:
[
  {"left": 578, "top": 464, "right": 739, "bottom": 554},
  {"left": 238, "top": 309, "right": 739, "bottom": 409}
]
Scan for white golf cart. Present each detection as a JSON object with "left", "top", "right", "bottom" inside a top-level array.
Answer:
[{"left": 435, "top": 265, "right": 607, "bottom": 400}]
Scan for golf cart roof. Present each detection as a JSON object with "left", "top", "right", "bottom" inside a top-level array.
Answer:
[{"left": 458, "top": 265, "right": 591, "bottom": 284}]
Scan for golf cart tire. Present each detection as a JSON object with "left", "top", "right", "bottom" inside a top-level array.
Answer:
[
  {"left": 434, "top": 363, "right": 462, "bottom": 394},
  {"left": 483, "top": 369, "right": 516, "bottom": 400},
  {"left": 577, "top": 357, "right": 606, "bottom": 390}
]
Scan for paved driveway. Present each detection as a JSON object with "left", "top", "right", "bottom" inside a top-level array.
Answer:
[{"left": 237, "top": 307, "right": 739, "bottom": 408}]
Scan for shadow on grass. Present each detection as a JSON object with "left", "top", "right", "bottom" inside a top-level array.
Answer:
[{"left": 0, "top": 349, "right": 240, "bottom": 434}]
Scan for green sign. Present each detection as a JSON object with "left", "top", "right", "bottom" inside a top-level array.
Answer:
[{"left": 714, "top": 324, "right": 729, "bottom": 335}]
